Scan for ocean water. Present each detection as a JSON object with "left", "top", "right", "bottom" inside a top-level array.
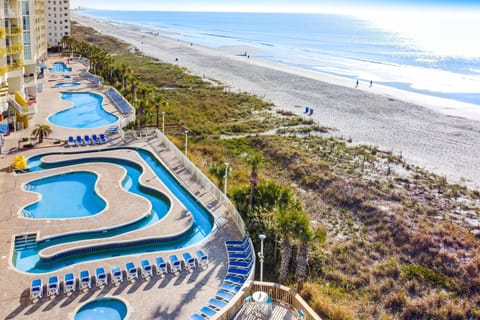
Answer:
[{"left": 80, "top": 10, "right": 480, "bottom": 107}]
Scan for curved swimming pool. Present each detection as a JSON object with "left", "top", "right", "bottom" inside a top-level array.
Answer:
[
  {"left": 48, "top": 92, "right": 118, "bottom": 129},
  {"left": 14, "top": 148, "right": 214, "bottom": 273},
  {"left": 49, "top": 62, "right": 72, "bottom": 73},
  {"left": 23, "top": 171, "right": 107, "bottom": 219}
]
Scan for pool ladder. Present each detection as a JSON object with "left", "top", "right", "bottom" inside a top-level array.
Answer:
[
  {"left": 24, "top": 184, "right": 36, "bottom": 192},
  {"left": 21, "top": 209, "right": 34, "bottom": 218},
  {"left": 14, "top": 233, "right": 38, "bottom": 250}
]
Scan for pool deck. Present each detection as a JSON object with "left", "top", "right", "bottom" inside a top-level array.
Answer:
[{"left": 0, "top": 55, "right": 243, "bottom": 319}]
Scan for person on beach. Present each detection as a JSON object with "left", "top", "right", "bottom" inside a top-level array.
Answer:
[
  {"left": 355, "top": 80, "right": 359, "bottom": 88},
  {"left": 370, "top": 80, "right": 373, "bottom": 87}
]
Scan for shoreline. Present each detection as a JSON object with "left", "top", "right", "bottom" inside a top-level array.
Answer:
[{"left": 72, "top": 13, "right": 480, "bottom": 189}]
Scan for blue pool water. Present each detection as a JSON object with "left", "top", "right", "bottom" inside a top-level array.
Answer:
[
  {"left": 48, "top": 92, "right": 118, "bottom": 128},
  {"left": 49, "top": 62, "right": 72, "bottom": 73},
  {"left": 23, "top": 172, "right": 106, "bottom": 219},
  {"left": 14, "top": 148, "right": 214, "bottom": 273},
  {"left": 75, "top": 298, "right": 127, "bottom": 320},
  {"left": 54, "top": 82, "right": 80, "bottom": 88}
]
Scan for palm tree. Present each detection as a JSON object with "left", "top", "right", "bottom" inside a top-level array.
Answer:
[
  {"left": 295, "top": 222, "right": 326, "bottom": 291},
  {"left": 245, "top": 153, "right": 263, "bottom": 209},
  {"left": 209, "top": 163, "right": 229, "bottom": 189},
  {"left": 32, "top": 124, "right": 52, "bottom": 143},
  {"left": 276, "top": 207, "right": 297, "bottom": 284}
]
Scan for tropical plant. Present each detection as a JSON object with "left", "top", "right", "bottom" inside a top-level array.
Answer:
[
  {"left": 245, "top": 153, "right": 263, "bottom": 209},
  {"left": 209, "top": 162, "right": 229, "bottom": 189},
  {"left": 31, "top": 124, "right": 52, "bottom": 144}
]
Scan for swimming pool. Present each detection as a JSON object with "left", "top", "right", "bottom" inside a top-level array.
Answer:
[
  {"left": 75, "top": 298, "right": 128, "bottom": 320},
  {"left": 14, "top": 148, "right": 214, "bottom": 273},
  {"left": 48, "top": 62, "right": 72, "bottom": 73},
  {"left": 54, "top": 82, "right": 80, "bottom": 88},
  {"left": 23, "top": 172, "right": 107, "bottom": 219},
  {"left": 48, "top": 92, "right": 118, "bottom": 128}
]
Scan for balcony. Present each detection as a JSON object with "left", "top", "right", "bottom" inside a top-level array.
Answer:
[
  {"left": 0, "top": 47, "right": 6, "bottom": 58},
  {"left": 24, "top": 73, "right": 36, "bottom": 85},
  {"left": 6, "top": 26, "right": 23, "bottom": 36},
  {"left": 8, "top": 95, "right": 37, "bottom": 116},
  {"left": 7, "top": 61, "right": 24, "bottom": 72},
  {"left": 0, "top": 65, "right": 6, "bottom": 76},
  {"left": 6, "top": 44, "right": 23, "bottom": 55},
  {"left": 0, "top": 28, "right": 5, "bottom": 38}
]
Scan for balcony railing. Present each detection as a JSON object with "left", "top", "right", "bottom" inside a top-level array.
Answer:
[
  {"left": 24, "top": 74, "right": 35, "bottom": 84},
  {"left": 6, "top": 26, "right": 23, "bottom": 36},
  {"left": 6, "top": 44, "right": 23, "bottom": 55},
  {"left": 8, "top": 95, "right": 37, "bottom": 115},
  {"left": 7, "top": 61, "right": 24, "bottom": 72}
]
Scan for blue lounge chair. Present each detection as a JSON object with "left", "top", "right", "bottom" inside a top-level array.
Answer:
[
  {"left": 67, "top": 136, "right": 75, "bottom": 146},
  {"left": 84, "top": 134, "right": 92, "bottom": 145},
  {"left": 196, "top": 250, "right": 208, "bottom": 268},
  {"left": 111, "top": 265, "right": 123, "bottom": 284},
  {"left": 229, "top": 259, "right": 253, "bottom": 270},
  {"left": 155, "top": 257, "right": 168, "bottom": 276},
  {"left": 125, "top": 262, "right": 138, "bottom": 281},
  {"left": 182, "top": 252, "right": 196, "bottom": 271},
  {"left": 228, "top": 247, "right": 252, "bottom": 261},
  {"left": 227, "top": 267, "right": 250, "bottom": 278},
  {"left": 169, "top": 255, "right": 182, "bottom": 274},
  {"left": 190, "top": 315, "right": 205, "bottom": 320},
  {"left": 224, "top": 275, "right": 245, "bottom": 286},
  {"left": 64, "top": 273, "right": 76, "bottom": 293},
  {"left": 80, "top": 270, "right": 91, "bottom": 290},
  {"left": 208, "top": 298, "right": 227, "bottom": 310},
  {"left": 225, "top": 236, "right": 248, "bottom": 247},
  {"left": 141, "top": 259, "right": 153, "bottom": 279},
  {"left": 106, "top": 126, "right": 119, "bottom": 134},
  {"left": 95, "top": 267, "right": 108, "bottom": 287},
  {"left": 30, "top": 278, "right": 43, "bottom": 300},
  {"left": 215, "top": 289, "right": 234, "bottom": 302},
  {"left": 91, "top": 134, "right": 100, "bottom": 144},
  {"left": 226, "top": 241, "right": 250, "bottom": 254},
  {"left": 47, "top": 275, "right": 60, "bottom": 297},
  {"left": 200, "top": 306, "right": 217, "bottom": 318},
  {"left": 99, "top": 133, "right": 107, "bottom": 144},
  {"left": 220, "top": 282, "right": 240, "bottom": 294},
  {"left": 75, "top": 135, "right": 83, "bottom": 145}
]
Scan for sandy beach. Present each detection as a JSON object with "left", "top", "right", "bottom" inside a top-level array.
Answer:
[{"left": 73, "top": 13, "right": 480, "bottom": 189}]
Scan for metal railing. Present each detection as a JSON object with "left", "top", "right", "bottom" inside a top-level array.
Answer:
[
  {"left": 211, "top": 281, "right": 321, "bottom": 320},
  {"left": 151, "top": 129, "right": 246, "bottom": 235},
  {"left": 8, "top": 95, "right": 37, "bottom": 115}
]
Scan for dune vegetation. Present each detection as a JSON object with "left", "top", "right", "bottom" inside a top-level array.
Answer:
[{"left": 68, "top": 22, "right": 480, "bottom": 319}]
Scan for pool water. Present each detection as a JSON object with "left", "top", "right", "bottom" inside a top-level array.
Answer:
[
  {"left": 23, "top": 172, "right": 106, "bottom": 219},
  {"left": 48, "top": 62, "right": 72, "bottom": 73},
  {"left": 14, "top": 148, "right": 214, "bottom": 273},
  {"left": 48, "top": 92, "right": 118, "bottom": 128},
  {"left": 75, "top": 298, "right": 127, "bottom": 320},
  {"left": 54, "top": 82, "right": 80, "bottom": 88}
]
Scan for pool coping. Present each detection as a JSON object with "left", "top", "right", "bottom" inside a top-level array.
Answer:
[{"left": 69, "top": 295, "right": 133, "bottom": 320}]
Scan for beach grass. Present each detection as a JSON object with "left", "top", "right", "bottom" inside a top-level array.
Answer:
[{"left": 71, "top": 21, "right": 480, "bottom": 319}]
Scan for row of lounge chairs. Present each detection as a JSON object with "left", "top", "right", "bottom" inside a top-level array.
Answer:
[
  {"left": 67, "top": 133, "right": 107, "bottom": 146},
  {"left": 191, "top": 237, "right": 253, "bottom": 319},
  {"left": 106, "top": 88, "right": 133, "bottom": 115},
  {"left": 30, "top": 250, "right": 208, "bottom": 301}
]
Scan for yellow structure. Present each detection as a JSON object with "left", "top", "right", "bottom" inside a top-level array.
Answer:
[{"left": 13, "top": 155, "right": 28, "bottom": 170}]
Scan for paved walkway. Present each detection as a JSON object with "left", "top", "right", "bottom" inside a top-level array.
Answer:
[{"left": 0, "top": 55, "right": 243, "bottom": 319}]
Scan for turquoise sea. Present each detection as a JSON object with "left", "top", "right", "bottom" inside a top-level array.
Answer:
[{"left": 79, "top": 10, "right": 480, "bottom": 107}]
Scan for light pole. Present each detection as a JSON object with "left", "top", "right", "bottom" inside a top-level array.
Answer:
[
  {"left": 224, "top": 162, "right": 229, "bottom": 195},
  {"left": 259, "top": 234, "right": 266, "bottom": 282},
  {"left": 162, "top": 111, "right": 165, "bottom": 135},
  {"left": 184, "top": 130, "right": 188, "bottom": 157}
]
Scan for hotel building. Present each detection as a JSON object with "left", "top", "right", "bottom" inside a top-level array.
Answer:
[{"left": 45, "top": 0, "right": 70, "bottom": 47}]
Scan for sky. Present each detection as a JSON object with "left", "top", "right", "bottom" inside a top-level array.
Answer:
[
  {"left": 70, "top": 0, "right": 480, "bottom": 57},
  {"left": 70, "top": 0, "right": 480, "bottom": 13}
]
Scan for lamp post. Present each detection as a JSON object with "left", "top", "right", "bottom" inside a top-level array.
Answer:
[
  {"left": 259, "top": 234, "right": 266, "bottom": 282},
  {"left": 162, "top": 111, "right": 165, "bottom": 135},
  {"left": 184, "top": 130, "right": 188, "bottom": 157},
  {"left": 224, "top": 162, "right": 230, "bottom": 195}
]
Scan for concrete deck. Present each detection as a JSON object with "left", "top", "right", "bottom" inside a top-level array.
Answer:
[{"left": 0, "top": 55, "right": 243, "bottom": 319}]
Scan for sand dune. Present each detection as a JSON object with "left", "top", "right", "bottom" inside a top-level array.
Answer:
[{"left": 73, "top": 13, "right": 480, "bottom": 189}]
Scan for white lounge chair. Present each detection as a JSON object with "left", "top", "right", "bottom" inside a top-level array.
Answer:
[
  {"left": 79, "top": 270, "right": 91, "bottom": 290},
  {"left": 64, "top": 273, "right": 76, "bottom": 294},
  {"left": 141, "top": 259, "right": 153, "bottom": 279},
  {"left": 155, "top": 257, "right": 168, "bottom": 276},
  {"left": 30, "top": 278, "right": 43, "bottom": 301},
  {"left": 125, "top": 262, "right": 138, "bottom": 281},
  {"left": 95, "top": 267, "right": 108, "bottom": 287},
  {"left": 182, "top": 252, "right": 196, "bottom": 271},
  {"left": 111, "top": 265, "right": 123, "bottom": 284},
  {"left": 196, "top": 250, "right": 208, "bottom": 268},
  {"left": 169, "top": 255, "right": 182, "bottom": 274},
  {"left": 47, "top": 275, "right": 60, "bottom": 297}
]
